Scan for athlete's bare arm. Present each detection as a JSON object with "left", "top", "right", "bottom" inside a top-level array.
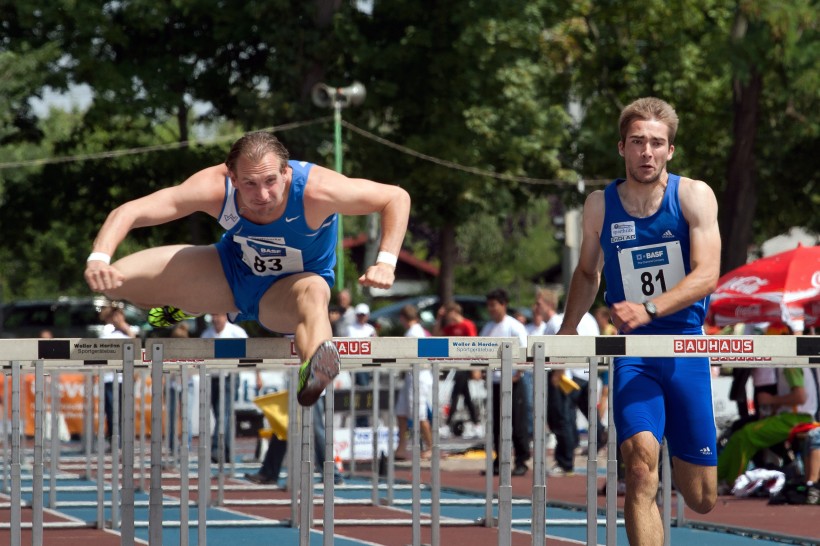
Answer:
[
  {"left": 303, "top": 165, "right": 411, "bottom": 289},
  {"left": 556, "top": 191, "right": 605, "bottom": 335},
  {"left": 85, "top": 164, "right": 228, "bottom": 292},
  {"left": 612, "top": 177, "right": 720, "bottom": 332}
]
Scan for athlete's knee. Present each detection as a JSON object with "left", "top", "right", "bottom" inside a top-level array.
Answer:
[
  {"left": 625, "top": 459, "right": 659, "bottom": 497},
  {"left": 685, "top": 488, "right": 716, "bottom": 514}
]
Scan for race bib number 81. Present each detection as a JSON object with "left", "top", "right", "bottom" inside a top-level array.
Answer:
[
  {"left": 618, "top": 241, "right": 685, "bottom": 303},
  {"left": 234, "top": 235, "right": 305, "bottom": 276}
]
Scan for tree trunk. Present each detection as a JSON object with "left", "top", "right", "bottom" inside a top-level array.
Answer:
[
  {"left": 438, "top": 223, "right": 456, "bottom": 303},
  {"left": 720, "top": 69, "right": 762, "bottom": 275}
]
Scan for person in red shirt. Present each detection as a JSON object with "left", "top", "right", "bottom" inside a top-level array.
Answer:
[{"left": 435, "top": 302, "right": 482, "bottom": 438}]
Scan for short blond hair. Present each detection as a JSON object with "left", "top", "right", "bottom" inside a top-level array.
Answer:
[{"left": 537, "top": 288, "right": 559, "bottom": 310}]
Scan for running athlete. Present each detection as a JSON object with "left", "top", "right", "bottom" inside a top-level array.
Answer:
[
  {"left": 84, "top": 131, "right": 411, "bottom": 406},
  {"left": 556, "top": 97, "right": 720, "bottom": 545}
]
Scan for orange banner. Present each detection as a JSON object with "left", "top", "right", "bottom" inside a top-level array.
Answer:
[{"left": 0, "top": 373, "right": 160, "bottom": 438}]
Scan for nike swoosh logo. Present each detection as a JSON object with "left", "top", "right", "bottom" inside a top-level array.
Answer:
[{"left": 285, "top": 216, "right": 300, "bottom": 223}]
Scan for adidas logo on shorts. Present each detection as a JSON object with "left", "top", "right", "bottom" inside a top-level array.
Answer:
[
  {"left": 700, "top": 446, "right": 712, "bottom": 456},
  {"left": 662, "top": 230, "right": 675, "bottom": 239}
]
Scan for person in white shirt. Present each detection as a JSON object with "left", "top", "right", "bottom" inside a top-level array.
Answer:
[
  {"left": 99, "top": 304, "right": 136, "bottom": 444},
  {"left": 557, "top": 312, "right": 607, "bottom": 460},
  {"left": 479, "top": 288, "right": 529, "bottom": 476},
  {"left": 201, "top": 313, "right": 248, "bottom": 462},
  {"left": 347, "top": 303, "right": 377, "bottom": 338},
  {"left": 347, "top": 303, "right": 377, "bottom": 425},
  {"left": 395, "top": 305, "right": 434, "bottom": 459}
]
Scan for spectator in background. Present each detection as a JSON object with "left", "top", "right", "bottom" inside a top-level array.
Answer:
[
  {"left": 99, "top": 304, "right": 136, "bottom": 445},
  {"left": 395, "top": 305, "right": 434, "bottom": 459},
  {"left": 803, "top": 426, "right": 820, "bottom": 505},
  {"left": 201, "top": 313, "right": 248, "bottom": 463},
  {"left": 535, "top": 288, "right": 562, "bottom": 335},
  {"left": 337, "top": 289, "right": 357, "bottom": 331},
  {"left": 718, "top": 328, "right": 819, "bottom": 489},
  {"left": 480, "top": 288, "right": 530, "bottom": 477},
  {"left": 347, "top": 303, "right": 377, "bottom": 426},
  {"left": 526, "top": 302, "right": 550, "bottom": 336},
  {"left": 435, "top": 302, "right": 482, "bottom": 439},
  {"left": 39, "top": 329, "right": 54, "bottom": 339},
  {"left": 329, "top": 304, "right": 349, "bottom": 337},
  {"left": 593, "top": 305, "right": 618, "bottom": 336}
]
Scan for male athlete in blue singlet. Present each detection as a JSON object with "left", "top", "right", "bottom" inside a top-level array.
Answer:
[
  {"left": 84, "top": 131, "right": 411, "bottom": 406},
  {"left": 556, "top": 98, "right": 720, "bottom": 545}
]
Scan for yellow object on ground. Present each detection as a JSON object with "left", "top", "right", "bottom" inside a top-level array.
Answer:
[
  {"left": 559, "top": 374, "right": 581, "bottom": 395},
  {"left": 254, "top": 391, "right": 289, "bottom": 440}
]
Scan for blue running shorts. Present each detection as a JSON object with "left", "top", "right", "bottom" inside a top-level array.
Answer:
[
  {"left": 214, "top": 240, "right": 333, "bottom": 324},
  {"left": 612, "top": 355, "right": 717, "bottom": 466}
]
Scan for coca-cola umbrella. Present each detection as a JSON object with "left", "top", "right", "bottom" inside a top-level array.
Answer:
[{"left": 708, "top": 244, "right": 820, "bottom": 328}]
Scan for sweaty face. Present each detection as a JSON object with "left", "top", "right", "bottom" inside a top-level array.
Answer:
[
  {"left": 230, "top": 153, "right": 289, "bottom": 217},
  {"left": 618, "top": 119, "right": 675, "bottom": 185}
]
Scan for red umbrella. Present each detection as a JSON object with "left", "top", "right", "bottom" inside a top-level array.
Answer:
[{"left": 709, "top": 244, "right": 820, "bottom": 328}]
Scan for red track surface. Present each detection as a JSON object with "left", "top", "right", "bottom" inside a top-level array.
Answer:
[{"left": 2, "top": 453, "right": 818, "bottom": 545}]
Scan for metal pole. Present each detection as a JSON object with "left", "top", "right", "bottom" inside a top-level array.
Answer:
[
  {"left": 371, "top": 369, "right": 380, "bottom": 506},
  {"left": 10, "top": 361, "right": 21, "bottom": 546},
  {"left": 139, "top": 369, "right": 147, "bottom": 493},
  {"left": 149, "top": 344, "right": 164, "bottom": 545},
  {"left": 97, "top": 369, "right": 105, "bottom": 529},
  {"left": 497, "top": 343, "right": 513, "bottom": 546},
  {"left": 386, "top": 371, "right": 395, "bottom": 505},
  {"left": 606, "top": 357, "right": 617, "bottom": 546},
  {"left": 587, "top": 357, "right": 599, "bottom": 544},
  {"left": 111, "top": 370, "right": 120, "bottom": 529},
  {"left": 121, "top": 343, "right": 136, "bottom": 546},
  {"left": 32, "top": 360, "right": 44, "bottom": 546},
  {"left": 299, "top": 404, "right": 312, "bottom": 545},
  {"left": 349, "top": 375, "right": 356, "bottom": 476},
  {"left": 431, "top": 361, "right": 441, "bottom": 546},
  {"left": 411, "top": 362, "right": 421, "bottom": 546},
  {"left": 289, "top": 368, "right": 300, "bottom": 527},
  {"left": 49, "top": 371, "right": 60, "bottom": 510},
  {"left": 531, "top": 343, "right": 546, "bottom": 544},
  {"left": 323, "top": 383, "right": 335, "bottom": 546},
  {"left": 2, "top": 371, "right": 9, "bottom": 494},
  {"left": 179, "top": 364, "right": 190, "bottom": 546},
  {"left": 198, "top": 364, "right": 209, "bottom": 546},
  {"left": 333, "top": 101, "right": 345, "bottom": 288},
  {"left": 83, "top": 374, "right": 93, "bottom": 480},
  {"left": 216, "top": 371, "right": 226, "bottom": 505},
  {"left": 484, "top": 365, "right": 494, "bottom": 527}
]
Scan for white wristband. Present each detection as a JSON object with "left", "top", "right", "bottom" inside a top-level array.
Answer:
[
  {"left": 376, "top": 251, "right": 398, "bottom": 267},
  {"left": 87, "top": 252, "right": 112, "bottom": 265}
]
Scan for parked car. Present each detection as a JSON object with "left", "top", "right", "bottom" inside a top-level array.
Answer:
[
  {"left": 368, "top": 294, "right": 490, "bottom": 336},
  {"left": 1, "top": 296, "right": 147, "bottom": 339}
]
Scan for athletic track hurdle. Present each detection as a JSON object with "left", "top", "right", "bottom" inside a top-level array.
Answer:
[{"left": 1, "top": 335, "right": 817, "bottom": 546}]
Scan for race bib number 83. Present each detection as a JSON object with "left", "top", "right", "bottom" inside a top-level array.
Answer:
[
  {"left": 234, "top": 235, "right": 305, "bottom": 276},
  {"left": 618, "top": 241, "right": 685, "bottom": 303}
]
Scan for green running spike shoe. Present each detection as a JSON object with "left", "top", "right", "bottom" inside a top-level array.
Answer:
[
  {"left": 148, "top": 306, "right": 198, "bottom": 328},
  {"left": 296, "top": 340, "right": 341, "bottom": 407}
]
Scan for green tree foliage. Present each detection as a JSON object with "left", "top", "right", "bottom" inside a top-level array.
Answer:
[{"left": 0, "top": 0, "right": 816, "bottom": 306}]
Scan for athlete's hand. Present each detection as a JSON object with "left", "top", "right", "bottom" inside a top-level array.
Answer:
[
  {"left": 610, "top": 301, "right": 650, "bottom": 333},
  {"left": 358, "top": 262, "right": 395, "bottom": 289},
  {"left": 84, "top": 261, "right": 125, "bottom": 292}
]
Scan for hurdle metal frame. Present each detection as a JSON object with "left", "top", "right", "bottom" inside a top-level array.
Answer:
[{"left": 1, "top": 334, "right": 817, "bottom": 546}]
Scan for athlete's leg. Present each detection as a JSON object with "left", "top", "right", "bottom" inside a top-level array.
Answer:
[
  {"left": 671, "top": 458, "right": 716, "bottom": 513},
  {"left": 256, "top": 273, "right": 332, "bottom": 361},
  {"left": 103, "top": 245, "right": 237, "bottom": 313},
  {"left": 620, "top": 431, "right": 663, "bottom": 546}
]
